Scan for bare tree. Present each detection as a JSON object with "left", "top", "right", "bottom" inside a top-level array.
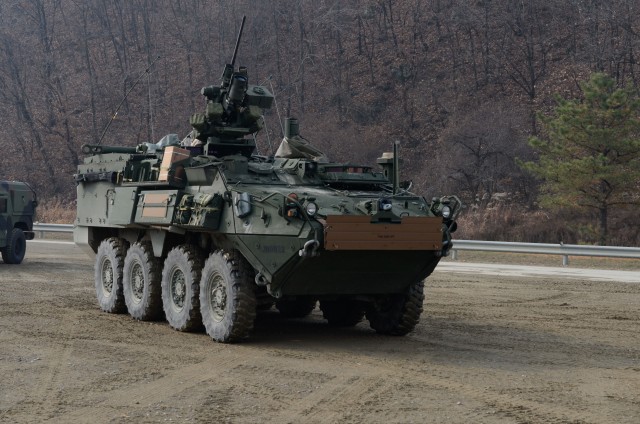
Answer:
[{"left": 440, "top": 101, "right": 531, "bottom": 208}]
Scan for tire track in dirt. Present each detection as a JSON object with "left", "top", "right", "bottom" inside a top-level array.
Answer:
[
  {"left": 257, "top": 346, "right": 608, "bottom": 424},
  {"left": 46, "top": 353, "right": 261, "bottom": 423},
  {"left": 37, "top": 315, "right": 620, "bottom": 424},
  {"left": 26, "top": 308, "right": 81, "bottom": 421},
  {"left": 49, "top": 349, "right": 393, "bottom": 424},
  {"left": 269, "top": 370, "right": 391, "bottom": 423},
  {"left": 402, "top": 366, "right": 595, "bottom": 424}
]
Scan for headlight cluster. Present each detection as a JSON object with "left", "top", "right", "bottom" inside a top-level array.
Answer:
[
  {"left": 305, "top": 202, "right": 318, "bottom": 217},
  {"left": 378, "top": 198, "right": 393, "bottom": 211},
  {"left": 441, "top": 205, "right": 451, "bottom": 219},
  {"left": 286, "top": 192, "right": 319, "bottom": 218},
  {"left": 431, "top": 195, "right": 462, "bottom": 222}
]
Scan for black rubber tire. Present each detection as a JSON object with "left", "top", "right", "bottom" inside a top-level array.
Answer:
[
  {"left": 94, "top": 237, "right": 128, "bottom": 313},
  {"left": 320, "top": 299, "right": 365, "bottom": 327},
  {"left": 275, "top": 297, "right": 316, "bottom": 318},
  {"left": 2, "top": 228, "right": 26, "bottom": 264},
  {"left": 161, "top": 245, "right": 203, "bottom": 331},
  {"left": 123, "top": 242, "right": 163, "bottom": 321},
  {"left": 199, "top": 250, "right": 257, "bottom": 343},
  {"left": 365, "top": 281, "right": 425, "bottom": 336}
]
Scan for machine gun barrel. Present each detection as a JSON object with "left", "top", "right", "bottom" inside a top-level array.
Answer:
[
  {"left": 81, "top": 144, "right": 139, "bottom": 155},
  {"left": 231, "top": 16, "right": 246, "bottom": 67},
  {"left": 221, "top": 16, "right": 246, "bottom": 87}
]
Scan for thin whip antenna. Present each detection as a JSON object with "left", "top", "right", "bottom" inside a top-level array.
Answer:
[
  {"left": 268, "top": 78, "right": 285, "bottom": 137},
  {"left": 148, "top": 68, "right": 154, "bottom": 142},
  {"left": 252, "top": 133, "right": 260, "bottom": 155},
  {"left": 97, "top": 55, "right": 161, "bottom": 146},
  {"left": 251, "top": 116, "right": 274, "bottom": 156},
  {"left": 261, "top": 115, "right": 274, "bottom": 155}
]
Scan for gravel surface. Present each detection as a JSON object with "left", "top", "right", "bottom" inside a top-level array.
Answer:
[{"left": 0, "top": 241, "right": 638, "bottom": 423}]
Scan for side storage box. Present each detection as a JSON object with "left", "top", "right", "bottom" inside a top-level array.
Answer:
[
  {"left": 135, "top": 190, "right": 182, "bottom": 225},
  {"left": 107, "top": 186, "right": 140, "bottom": 225}
]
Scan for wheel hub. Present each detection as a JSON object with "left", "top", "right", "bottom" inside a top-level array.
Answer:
[
  {"left": 130, "top": 261, "right": 144, "bottom": 303},
  {"left": 170, "top": 268, "right": 186, "bottom": 310},
  {"left": 101, "top": 258, "right": 114, "bottom": 296},
  {"left": 209, "top": 275, "right": 227, "bottom": 322}
]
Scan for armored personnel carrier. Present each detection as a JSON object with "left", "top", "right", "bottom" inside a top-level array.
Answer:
[
  {"left": 1, "top": 181, "right": 37, "bottom": 264},
  {"left": 74, "top": 18, "right": 461, "bottom": 342}
]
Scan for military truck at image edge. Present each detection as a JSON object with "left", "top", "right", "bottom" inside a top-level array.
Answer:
[
  {"left": 74, "top": 17, "right": 461, "bottom": 343},
  {"left": 0, "top": 181, "right": 37, "bottom": 264}
]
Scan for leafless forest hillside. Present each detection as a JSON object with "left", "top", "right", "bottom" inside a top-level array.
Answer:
[{"left": 1, "top": 0, "right": 638, "bottom": 243}]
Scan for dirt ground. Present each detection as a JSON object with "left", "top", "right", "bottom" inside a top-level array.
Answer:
[{"left": 1, "top": 242, "right": 639, "bottom": 423}]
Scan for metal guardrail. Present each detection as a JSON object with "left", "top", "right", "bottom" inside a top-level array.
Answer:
[
  {"left": 34, "top": 223, "right": 74, "bottom": 238},
  {"left": 32, "top": 224, "right": 640, "bottom": 266},
  {"left": 451, "top": 240, "right": 640, "bottom": 266}
]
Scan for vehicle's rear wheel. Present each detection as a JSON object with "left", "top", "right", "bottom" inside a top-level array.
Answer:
[
  {"left": 161, "top": 245, "right": 203, "bottom": 331},
  {"left": 94, "top": 237, "right": 128, "bottom": 313},
  {"left": 365, "top": 281, "right": 425, "bottom": 336},
  {"left": 320, "top": 299, "right": 365, "bottom": 327},
  {"left": 200, "top": 250, "right": 256, "bottom": 343},
  {"left": 276, "top": 297, "right": 316, "bottom": 318},
  {"left": 123, "top": 242, "right": 163, "bottom": 321},
  {"left": 2, "top": 228, "right": 26, "bottom": 264}
]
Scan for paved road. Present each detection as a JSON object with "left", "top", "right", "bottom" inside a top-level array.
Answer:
[{"left": 436, "top": 261, "right": 640, "bottom": 283}]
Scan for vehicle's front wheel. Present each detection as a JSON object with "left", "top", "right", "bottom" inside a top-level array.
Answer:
[
  {"left": 200, "top": 250, "right": 256, "bottom": 343},
  {"left": 94, "top": 237, "right": 128, "bottom": 313},
  {"left": 1, "top": 228, "right": 26, "bottom": 264},
  {"left": 365, "top": 281, "right": 425, "bottom": 336},
  {"left": 123, "top": 242, "right": 163, "bottom": 321},
  {"left": 161, "top": 245, "right": 203, "bottom": 331}
]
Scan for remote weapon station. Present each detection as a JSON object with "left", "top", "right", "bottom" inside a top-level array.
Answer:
[{"left": 74, "top": 18, "right": 461, "bottom": 342}]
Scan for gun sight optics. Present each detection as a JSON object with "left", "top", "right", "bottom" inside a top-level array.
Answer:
[
  {"left": 201, "top": 85, "right": 220, "bottom": 101},
  {"left": 228, "top": 74, "right": 248, "bottom": 104}
]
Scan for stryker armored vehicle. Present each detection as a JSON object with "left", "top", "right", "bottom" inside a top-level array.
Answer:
[
  {"left": 1, "top": 181, "right": 37, "bottom": 264},
  {"left": 74, "top": 18, "right": 461, "bottom": 342}
]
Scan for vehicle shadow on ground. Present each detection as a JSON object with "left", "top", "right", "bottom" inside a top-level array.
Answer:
[
  {"left": 250, "top": 308, "right": 382, "bottom": 344},
  {"left": 246, "top": 308, "right": 630, "bottom": 370}
]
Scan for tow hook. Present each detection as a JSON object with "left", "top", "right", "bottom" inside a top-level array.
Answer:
[
  {"left": 299, "top": 239, "right": 320, "bottom": 257},
  {"left": 255, "top": 272, "right": 269, "bottom": 286},
  {"left": 436, "top": 239, "right": 450, "bottom": 257}
]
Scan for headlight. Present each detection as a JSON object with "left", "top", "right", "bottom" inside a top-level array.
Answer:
[
  {"left": 441, "top": 205, "right": 451, "bottom": 219},
  {"left": 305, "top": 202, "right": 318, "bottom": 217},
  {"left": 378, "top": 198, "right": 393, "bottom": 211}
]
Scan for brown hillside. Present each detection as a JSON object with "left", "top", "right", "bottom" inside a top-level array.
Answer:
[{"left": 0, "top": 1, "right": 638, "bottom": 243}]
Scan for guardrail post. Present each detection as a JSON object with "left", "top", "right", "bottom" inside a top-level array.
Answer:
[
  {"left": 451, "top": 249, "right": 458, "bottom": 260},
  {"left": 559, "top": 242, "right": 569, "bottom": 267}
]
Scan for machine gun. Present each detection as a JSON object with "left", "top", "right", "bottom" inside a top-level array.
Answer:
[{"left": 191, "top": 16, "right": 274, "bottom": 150}]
